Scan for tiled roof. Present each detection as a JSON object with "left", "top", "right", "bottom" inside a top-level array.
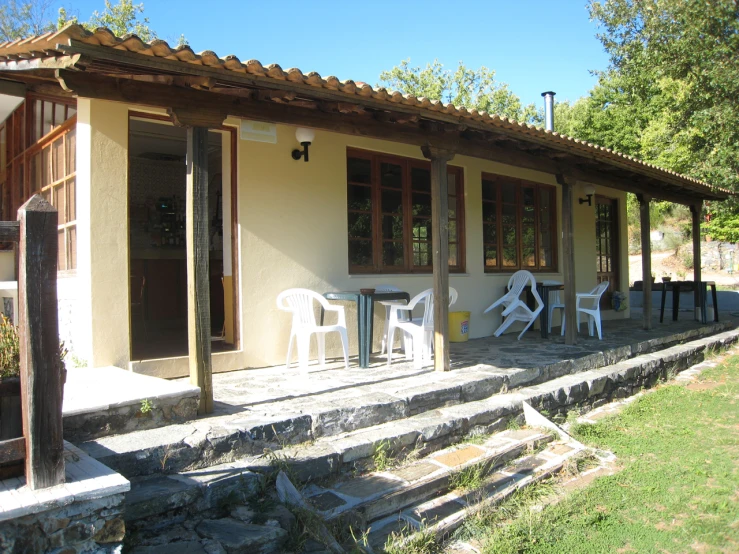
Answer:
[{"left": 0, "top": 24, "right": 730, "bottom": 198}]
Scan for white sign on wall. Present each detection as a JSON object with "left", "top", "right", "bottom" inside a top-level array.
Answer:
[{"left": 240, "top": 120, "right": 277, "bottom": 143}]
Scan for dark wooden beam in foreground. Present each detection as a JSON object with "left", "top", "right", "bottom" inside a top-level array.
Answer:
[
  {"left": 638, "top": 194, "right": 652, "bottom": 330},
  {"left": 18, "top": 195, "right": 64, "bottom": 490},
  {"left": 556, "top": 174, "right": 578, "bottom": 345},
  {"left": 423, "top": 145, "right": 455, "bottom": 372}
]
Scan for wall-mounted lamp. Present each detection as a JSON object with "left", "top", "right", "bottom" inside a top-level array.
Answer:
[
  {"left": 579, "top": 184, "right": 596, "bottom": 206},
  {"left": 291, "top": 127, "right": 315, "bottom": 162}
]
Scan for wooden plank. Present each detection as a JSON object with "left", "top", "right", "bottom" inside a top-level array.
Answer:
[
  {"left": 0, "top": 221, "right": 20, "bottom": 242},
  {"left": 423, "top": 145, "right": 455, "bottom": 372},
  {"left": 692, "top": 202, "right": 703, "bottom": 319},
  {"left": 0, "top": 437, "right": 25, "bottom": 464},
  {"left": 53, "top": 71, "right": 721, "bottom": 204},
  {"left": 638, "top": 194, "right": 653, "bottom": 330},
  {"left": 185, "top": 127, "right": 214, "bottom": 415},
  {"left": 557, "top": 175, "right": 578, "bottom": 345},
  {"left": 17, "top": 195, "right": 64, "bottom": 489}
]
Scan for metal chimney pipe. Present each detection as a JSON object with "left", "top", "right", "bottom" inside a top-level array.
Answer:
[{"left": 541, "top": 91, "right": 556, "bottom": 131}]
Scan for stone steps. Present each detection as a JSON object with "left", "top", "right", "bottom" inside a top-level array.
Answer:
[
  {"left": 76, "top": 324, "right": 737, "bottom": 482},
  {"left": 300, "top": 428, "right": 555, "bottom": 525},
  {"left": 117, "top": 327, "right": 739, "bottom": 534},
  {"left": 365, "top": 438, "right": 583, "bottom": 552}
]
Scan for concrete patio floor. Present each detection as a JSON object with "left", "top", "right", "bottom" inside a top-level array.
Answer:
[{"left": 198, "top": 311, "right": 738, "bottom": 418}]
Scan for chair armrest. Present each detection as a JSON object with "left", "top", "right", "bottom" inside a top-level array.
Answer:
[{"left": 322, "top": 304, "right": 346, "bottom": 326}]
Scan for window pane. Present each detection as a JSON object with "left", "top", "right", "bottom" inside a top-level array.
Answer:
[
  {"left": 66, "top": 128, "right": 76, "bottom": 174},
  {"left": 502, "top": 203, "right": 516, "bottom": 226},
  {"left": 383, "top": 241, "right": 404, "bottom": 266},
  {"left": 348, "top": 212, "right": 372, "bottom": 238},
  {"left": 347, "top": 157, "right": 371, "bottom": 184},
  {"left": 482, "top": 202, "right": 496, "bottom": 223},
  {"left": 447, "top": 172, "right": 456, "bottom": 196},
  {"left": 448, "top": 220, "right": 456, "bottom": 242},
  {"left": 448, "top": 244, "right": 457, "bottom": 267},
  {"left": 483, "top": 223, "right": 497, "bottom": 244},
  {"left": 349, "top": 240, "right": 373, "bottom": 266},
  {"left": 501, "top": 182, "right": 516, "bottom": 204},
  {"left": 413, "top": 241, "right": 430, "bottom": 267},
  {"left": 485, "top": 247, "right": 498, "bottom": 267},
  {"left": 33, "top": 100, "right": 42, "bottom": 143},
  {"left": 381, "top": 190, "right": 403, "bottom": 214},
  {"left": 67, "top": 226, "right": 76, "bottom": 270},
  {"left": 43, "top": 101, "right": 53, "bottom": 137},
  {"left": 382, "top": 215, "right": 403, "bottom": 240},
  {"left": 412, "top": 218, "right": 431, "bottom": 240},
  {"left": 502, "top": 246, "right": 517, "bottom": 267},
  {"left": 348, "top": 184, "right": 372, "bottom": 211},
  {"left": 42, "top": 146, "right": 50, "bottom": 189},
  {"left": 482, "top": 180, "right": 496, "bottom": 201},
  {"left": 53, "top": 185, "right": 65, "bottom": 224},
  {"left": 54, "top": 103, "right": 64, "bottom": 128},
  {"left": 412, "top": 193, "right": 431, "bottom": 217},
  {"left": 502, "top": 226, "right": 517, "bottom": 246},
  {"left": 411, "top": 167, "right": 430, "bottom": 192},
  {"left": 380, "top": 162, "right": 402, "bottom": 189},
  {"left": 52, "top": 137, "right": 64, "bottom": 182},
  {"left": 540, "top": 246, "right": 553, "bottom": 268},
  {"left": 67, "top": 177, "right": 76, "bottom": 221}
]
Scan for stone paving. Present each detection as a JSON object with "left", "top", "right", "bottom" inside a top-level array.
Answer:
[{"left": 197, "top": 312, "right": 738, "bottom": 417}]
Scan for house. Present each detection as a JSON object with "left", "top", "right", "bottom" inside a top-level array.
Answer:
[{"left": 0, "top": 25, "right": 728, "bottom": 397}]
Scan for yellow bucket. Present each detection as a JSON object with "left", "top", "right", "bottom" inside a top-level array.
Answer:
[{"left": 449, "top": 311, "right": 470, "bottom": 342}]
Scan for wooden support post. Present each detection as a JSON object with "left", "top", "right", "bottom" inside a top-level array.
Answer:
[
  {"left": 638, "top": 194, "right": 652, "bottom": 330},
  {"left": 556, "top": 175, "right": 577, "bottom": 345},
  {"left": 422, "top": 145, "right": 455, "bottom": 372},
  {"left": 18, "top": 195, "right": 64, "bottom": 490},
  {"left": 691, "top": 202, "right": 703, "bottom": 320},
  {"left": 186, "top": 126, "right": 213, "bottom": 414}
]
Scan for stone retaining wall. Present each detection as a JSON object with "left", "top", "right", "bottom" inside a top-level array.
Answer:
[{"left": 0, "top": 493, "right": 126, "bottom": 553}]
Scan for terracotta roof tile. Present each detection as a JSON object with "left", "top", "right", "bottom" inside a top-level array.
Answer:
[{"left": 0, "top": 23, "right": 730, "bottom": 198}]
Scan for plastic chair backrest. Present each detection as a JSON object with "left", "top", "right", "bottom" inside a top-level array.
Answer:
[
  {"left": 276, "top": 288, "right": 328, "bottom": 327},
  {"left": 406, "top": 287, "right": 458, "bottom": 329},
  {"left": 507, "top": 270, "right": 534, "bottom": 299},
  {"left": 582, "top": 281, "right": 610, "bottom": 310}
]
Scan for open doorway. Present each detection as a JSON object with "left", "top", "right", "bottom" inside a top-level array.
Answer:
[{"left": 128, "top": 115, "right": 237, "bottom": 360}]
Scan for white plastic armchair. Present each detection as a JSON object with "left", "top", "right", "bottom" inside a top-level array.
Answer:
[
  {"left": 542, "top": 280, "right": 565, "bottom": 333},
  {"left": 386, "top": 287, "right": 458, "bottom": 369},
  {"left": 484, "top": 270, "right": 543, "bottom": 340},
  {"left": 276, "top": 288, "right": 349, "bottom": 371},
  {"left": 561, "top": 281, "right": 609, "bottom": 340}
]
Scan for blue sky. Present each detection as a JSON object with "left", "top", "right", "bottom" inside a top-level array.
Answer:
[{"left": 58, "top": 0, "right": 610, "bottom": 108}]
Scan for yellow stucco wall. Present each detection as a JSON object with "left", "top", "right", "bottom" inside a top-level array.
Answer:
[{"left": 73, "top": 100, "right": 630, "bottom": 377}]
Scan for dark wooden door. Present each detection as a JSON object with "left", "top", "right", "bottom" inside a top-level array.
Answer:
[{"left": 595, "top": 196, "right": 619, "bottom": 309}]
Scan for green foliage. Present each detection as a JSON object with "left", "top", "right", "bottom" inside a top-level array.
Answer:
[
  {"left": 378, "top": 59, "right": 541, "bottom": 125},
  {"left": 704, "top": 212, "right": 739, "bottom": 242},
  {"left": 139, "top": 398, "right": 153, "bottom": 414},
  {"left": 384, "top": 519, "right": 441, "bottom": 554},
  {"left": 0, "top": 316, "right": 19, "bottom": 378},
  {"left": 581, "top": 0, "right": 739, "bottom": 239},
  {"left": 448, "top": 459, "right": 494, "bottom": 492},
  {"left": 87, "top": 0, "right": 155, "bottom": 41},
  {"left": 372, "top": 439, "right": 396, "bottom": 472},
  {"left": 0, "top": 0, "right": 55, "bottom": 42}
]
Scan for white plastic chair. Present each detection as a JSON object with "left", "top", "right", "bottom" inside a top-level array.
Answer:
[
  {"left": 375, "top": 284, "right": 410, "bottom": 356},
  {"left": 542, "top": 280, "right": 565, "bottom": 333},
  {"left": 276, "top": 288, "right": 349, "bottom": 371},
  {"left": 561, "top": 281, "right": 610, "bottom": 340},
  {"left": 484, "top": 270, "right": 543, "bottom": 340},
  {"left": 386, "top": 287, "right": 458, "bottom": 369}
]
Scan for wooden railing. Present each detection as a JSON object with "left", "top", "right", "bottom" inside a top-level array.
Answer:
[{"left": 0, "top": 195, "right": 64, "bottom": 490}]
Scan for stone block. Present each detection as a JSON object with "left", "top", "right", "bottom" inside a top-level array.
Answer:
[
  {"left": 311, "top": 394, "right": 408, "bottom": 438},
  {"left": 507, "top": 367, "right": 542, "bottom": 388},
  {"left": 196, "top": 518, "right": 287, "bottom": 554}
]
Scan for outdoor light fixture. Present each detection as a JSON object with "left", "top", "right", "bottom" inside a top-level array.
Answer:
[
  {"left": 291, "top": 127, "right": 315, "bottom": 162},
  {"left": 579, "top": 184, "right": 596, "bottom": 206}
]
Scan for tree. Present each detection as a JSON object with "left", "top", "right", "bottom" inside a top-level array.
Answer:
[
  {"left": 378, "top": 59, "right": 541, "bottom": 125},
  {"left": 586, "top": 0, "right": 739, "bottom": 234},
  {"left": 56, "top": 0, "right": 156, "bottom": 41},
  {"left": 0, "top": 0, "right": 56, "bottom": 42}
]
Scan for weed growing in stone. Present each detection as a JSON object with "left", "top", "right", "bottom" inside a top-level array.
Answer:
[
  {"left": 372, "top": 440, "right": 396, "bottom": 472},
  {"left": 384, "top": 519, "right": 441, "bottom": 554},
  {"left": 139, "top": 398, "right": 153, "bottom": 415},
  {"left": 506, "top": 418, "right": 521, "bottom": 431},
  {"left": 448, "top": 459, "right": 495, "bottom": 493},
  {"left": 561, "top": 451, "right": 601, "bottom": 477}
]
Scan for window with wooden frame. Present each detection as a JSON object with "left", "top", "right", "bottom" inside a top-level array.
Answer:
[
  {"left": 482, "top": 174, "right": 557, "bottom": 272},
  {"left": 0, "top": 94, "right": 77, "bottom": 269},
  {"left": 347, "top": 149, "right": 465, "bottom": 274}
]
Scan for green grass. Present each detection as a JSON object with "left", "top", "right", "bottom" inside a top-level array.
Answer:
[{"left": 472, "top": 354, "right": 739, "bottom": 553}]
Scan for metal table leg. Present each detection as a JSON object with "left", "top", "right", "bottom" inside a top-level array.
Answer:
[
  {"left": 711, "top": 283, "right": 719, "bottom": 322},
  {"left": 659, "top": 283, "right": 667, "bottom": 323},
  {"left": 357, "top": 296, "right": 367, "bottom": 368},
  {"left": 539, "top": 284, "right": 550, "bottom": 339}
]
